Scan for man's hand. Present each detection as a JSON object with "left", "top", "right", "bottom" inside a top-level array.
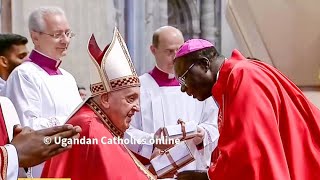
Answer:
[
  {"left": 192, "top": 127, "right": 205, "bottom": 145},
  {"left": 150, "top": 148, "right": 161, "bottom": 160},
  {"left": 11, "top": 124, "right": 81, "bottom": 168},
  {"left": 153, "top": 128, "right": 174, "bottom": 151}
]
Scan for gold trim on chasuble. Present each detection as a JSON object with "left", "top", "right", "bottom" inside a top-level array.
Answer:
[
  {"left": 0, "top": 146, "right": 8, "bottom": 180},
  {"left": 86, "top": 99, "right": 157, "bottom": 180},
  {"left": 123, "top": 145, "right": 157, "bottom": 180},
  {"left": 86, "top": 99, "right": 123, "bottom": 138},
  {"left": 212, "top": 94, "right": 225, "bottom": 170}
]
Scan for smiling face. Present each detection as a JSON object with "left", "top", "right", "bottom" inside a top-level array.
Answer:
[
  {"left": 101, "top": 87, "right": 140, "bottom": 132},
  {"left": 31, "top": 13, "right": 71, "bottom": 60},
  {"left": 174, "top": 56, "right": 214, "bottom": 101}
]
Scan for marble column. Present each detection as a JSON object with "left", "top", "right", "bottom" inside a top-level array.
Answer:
[
  {"left": 1, "top": 0, "right": 12, "bottom": 32},
  {"left": 125, "top": 0, "right": 145, "bottom": 75},
  {"left": 200, "top": 0, "right": 216, "bottom": 46}
]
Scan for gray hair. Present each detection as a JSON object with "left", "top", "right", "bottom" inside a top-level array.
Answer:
[{"left": 28, "top": 6, "right": 66, "bottom": 32}]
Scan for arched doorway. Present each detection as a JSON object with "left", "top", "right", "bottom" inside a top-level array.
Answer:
[{"left": 168, "top": 0, "right": 200, "bottom": 40}]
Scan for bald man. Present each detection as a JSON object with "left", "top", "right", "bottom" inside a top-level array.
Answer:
[{"left": 125, "top": 26, "right": 219, "bottom": 178}]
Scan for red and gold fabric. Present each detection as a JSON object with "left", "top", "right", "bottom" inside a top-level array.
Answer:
[
  {"left": 209, "top": 50, "right": 320, "bottom": 180},
  {"left": 42, "top": 101, "right": 155, "bottom": 180}
]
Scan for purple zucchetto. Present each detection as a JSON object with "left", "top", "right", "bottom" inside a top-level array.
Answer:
[{"left": 175, "top": 39, "right": 214, "bottom": 59}]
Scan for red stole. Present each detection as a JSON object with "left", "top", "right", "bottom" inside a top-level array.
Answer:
[
  {"left": 0, "top": 106, "right": 9, "bottom": 180},
  {"left": 0, "top": 106, "right": 9, "bottom": 145}
]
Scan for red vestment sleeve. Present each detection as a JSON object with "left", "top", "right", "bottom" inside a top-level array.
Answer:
[
  {"left": 42, "top": 121, "right": 96, "bottom": 180},
  {"left": 209, "top": 61, "right": 320, "bottom": 180}
]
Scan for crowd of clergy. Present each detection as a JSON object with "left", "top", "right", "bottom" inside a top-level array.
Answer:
[{"left": 0, "top": 5, "right": 319, "bottom": 180}]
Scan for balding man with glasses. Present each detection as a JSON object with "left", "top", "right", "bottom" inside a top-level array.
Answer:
[{"left": 1, "top": 6, "right": 82, "bottom": 178}]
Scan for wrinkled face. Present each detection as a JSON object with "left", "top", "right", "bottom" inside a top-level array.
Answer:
[
  {"left": 151, "top": 33, "right": 184, "bottom": 70},
  {"left": 174, "top": 57, "right": 213, "bottom": 101},
  {"left": 32, "top": 14, "right": 72, "bottom": 60},
  {"left": 5, "top": 44, "right": 29, "bottom": 76},
  {"left": 105, "top": 87, "right": 140, "bottom": 132}
]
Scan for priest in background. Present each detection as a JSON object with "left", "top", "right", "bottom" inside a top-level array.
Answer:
[
  {"left": 41, "top": 28, "right": 156, "bottom": 180},
  {"left": 1, "top": 6, "right": 82, "bottom": 177},
  {"left": 125, "top": 26, "right": 219, "bottom": 177},
  {"left": 174, "top": 39, "right": 320, "bottom": 180}
]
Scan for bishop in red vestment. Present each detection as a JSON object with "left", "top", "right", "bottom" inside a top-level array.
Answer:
[
  {"left": 174, "top": 39, "right": 320, "bottom": 180},
  {"left": 41, "top": 101, "right": 154, "bottom": 180},
  {"left": 42, "top": 28, "right": 156, "bottom": 180}
]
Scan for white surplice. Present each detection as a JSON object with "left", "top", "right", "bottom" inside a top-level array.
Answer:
[
  {"left": 125, "top": 73, "right": 219, "bottom": 172},
  {"left": 1, "top": 61, "right": 82, "bottom": 177}
]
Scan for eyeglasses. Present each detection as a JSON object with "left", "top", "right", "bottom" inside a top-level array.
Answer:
[
  {"left": 177, "top": 63, "right": 196, "bottom": 87},
  {"left": 39, "top": 30, "right": 75, "bottom": 39}
]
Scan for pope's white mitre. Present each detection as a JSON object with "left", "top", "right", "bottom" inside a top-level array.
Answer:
[{"left": 87, "top": 27, "right": 140, "bottom": 96}]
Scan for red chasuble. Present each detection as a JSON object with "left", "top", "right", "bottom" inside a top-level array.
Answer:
[
  {"left": 41, "top": 101, "right": 155, "bottom": 180},
  {"left": 209, "top": 50, "right": 320, "bottom": 180},
  {"left": 0, "top": 106, "right": 9, "bottom": 180}
]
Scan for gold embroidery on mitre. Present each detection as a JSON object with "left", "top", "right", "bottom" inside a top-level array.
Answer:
[
  {"left": 87, "top": 27, "right": 140, "bottom": 97},
  {"left": 110, "top": 76, "right": 140, "bottom": 91},
  {"left": 116, "top": 33, "right": 137, "bottom": 76},
  {"left": 100, "top": 29, "right": 140, "bottom": 92},
  {"left": 87, "top": 34, "right": 110, "bottom": 95},
  {"left": 90, "top": 82, "right": 106, "bottom": 96}
]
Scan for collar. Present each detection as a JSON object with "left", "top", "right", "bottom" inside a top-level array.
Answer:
[
  {"left": 28, "top": 50, "right": 62, "bottom": 75},
  {"left": 212, "top": 49, "right": 247, "bottom": 104},
  {"left": 86, "top": 98, "right": 123, "bottom": 138},
  {"left": 216, "top": 58, "right": 228, "bottom": 80},
  {"left": 148, "top": 66, "right": 179, "bottom": 87}
]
